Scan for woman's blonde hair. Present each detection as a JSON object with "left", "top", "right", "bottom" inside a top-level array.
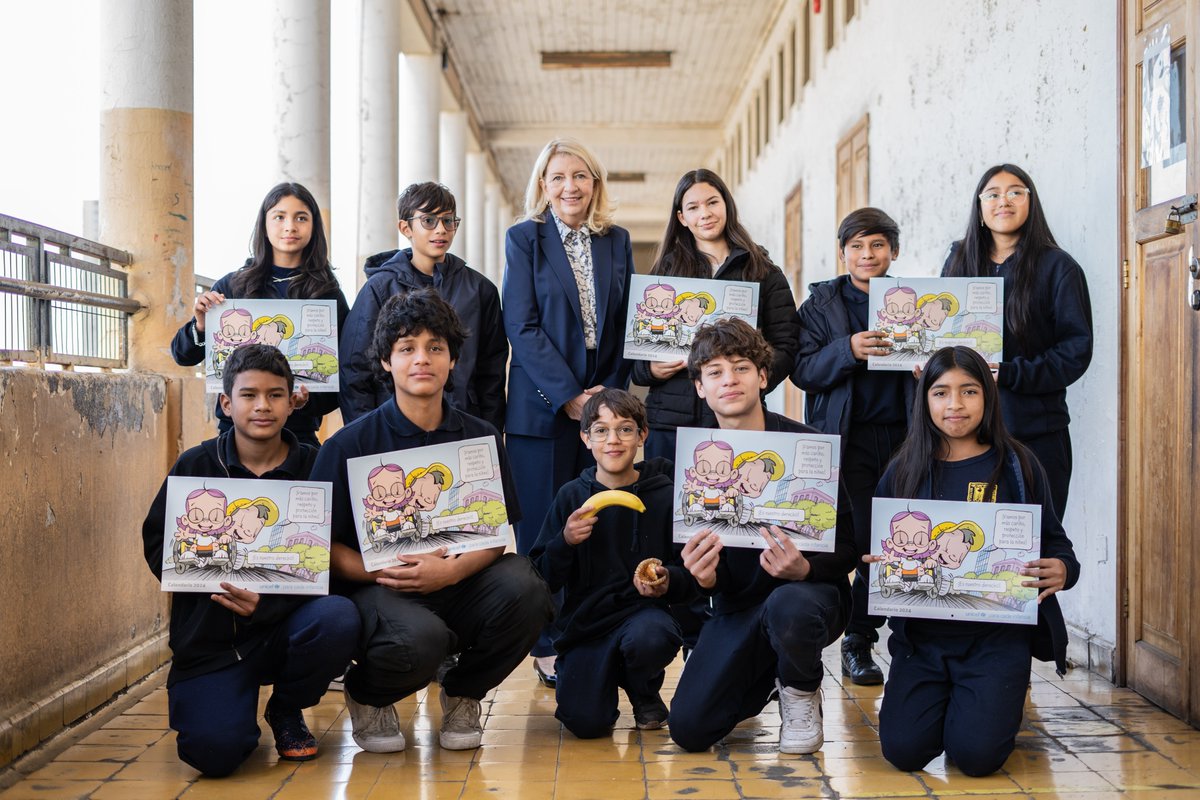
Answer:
[{"left": 522, "top": 138, "right": 614, "bottom": 234}]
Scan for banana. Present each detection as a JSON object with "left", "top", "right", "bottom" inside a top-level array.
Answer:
[{"left": 579, "top": 489, "right": 645, "bottom": 517}]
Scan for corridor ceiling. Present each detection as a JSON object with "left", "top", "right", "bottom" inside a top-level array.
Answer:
[{"left": 431, "top": 0, "right": 789, "bottom": 242}]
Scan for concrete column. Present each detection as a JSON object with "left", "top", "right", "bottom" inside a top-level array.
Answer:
[
  {"left": 484, "top": 182, "right": 500, "bottom": 283},
  {"left": 465, "top": 152, "right": 486, "bottom": 269},
  {"left": 357, "top": 0, "right": 401, "bottom": 281},
  {"left": 397, "top": 53, "right": 440, "bottom": 198},
  {"left": 272, "top": 0, "right": 331, "bottom": 238},
  {"left": 100, "top": 0, "right": 193, "bottom": 376},
  {"left": 438, "top": 111, "right": 467, "bottom": 257}
]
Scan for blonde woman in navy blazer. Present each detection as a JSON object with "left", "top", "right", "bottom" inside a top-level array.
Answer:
[{"left": 503, "top": 138, "right": 634, "bottom": 683}]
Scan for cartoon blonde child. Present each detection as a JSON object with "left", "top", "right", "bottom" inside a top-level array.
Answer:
[
  {"left": 684, "top": 440, "right": 740, "bottom": 516},
  {"left": 227, "top": 496, "right": 281, "bottom": 544},
  {"left": 211, "top": 308, "right": 258, "bottom": 374},
  {"left": 362, "top": 464, "right": 409, "bottom": 537},
  {"left": 252, "top": 314, "right": 295, "bottom": 349},
  {"left": 731, "top": 449, "right": 784, "bottom": 500},
  {"left": 930, "top": 520, "right": 985, "bottom": 570},
  {"left": 915, "top": 292, "right": 959, "bottom": 333},
  {"left": 404, "top": 463, "right": 453, "bottom": 513},
  {"left": 876, "top": 286, "right": 921, "bottom": 353},
  {"left": 674, "top": 291, "right": 716, "bottom": 327},
  {"left": 175, "top": 487, "right": 233, "bottom": 566},
  {"left": 879, "top": 510, "right": 937, "bottom": 592}
]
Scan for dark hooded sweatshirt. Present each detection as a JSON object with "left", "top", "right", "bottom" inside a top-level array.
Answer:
[
  {"left": 530, "top": 457, "right": 694, "bottom": 654},
  {"left": 140, "top": 429, "right": 318, "bottom": 687},
  {"left": 338, "top": 249, "right": 507, "bottom": 431}
]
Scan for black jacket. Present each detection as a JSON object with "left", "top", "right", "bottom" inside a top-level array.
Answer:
[
  {"left": 529, "top": 458, "right": 693, "bottom": 653},
  {"left": 631, "top": 251, "right": 799, "bottom": 431},
  {"left": 140, "top": 430, "right": 319, "bottom": 686},
  {"left": 169, "top": 264, "right": 350, "bottom": 438},
  {"left": 676, "top": 411, "right": 858, "bottom": 616},
  {"left": 876, "top": 447, "right": 1081, "bottom": 674},
  {"left": 339, "top": 249, "right": 507, "bottom": 431},
  {"left": 791, "top": 274, "right": 914, "bottom": 445},
  {"left": 942, "top": 246, "right": 1093, "bottom": 439}
]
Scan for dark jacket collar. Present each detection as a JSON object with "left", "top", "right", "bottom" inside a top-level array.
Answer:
[
  {"left": 365, "top": 248, "right": 466, "bottom": 287},
  {"left": 380, "top": 396, "right": 465, "bottom": 438},
  {"left": 202, "top": 428, "right": 308, "bottom": 479}
]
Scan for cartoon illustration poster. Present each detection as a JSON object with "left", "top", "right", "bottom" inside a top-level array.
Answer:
[
  {"left": 623, "top": 274, "right": 760, "bottom": 362},
  {"left": 346, "top": 435, "right": 511, "bottom": 569},
  {"left": 204, "top": 299, "right": 339, "bottom": 393},
  {"left": 867, "top": 277, "right": 1004, "bottom": 371},
  {"left": 160, "top": 477, "right": 333, "bottom": 595},
  {"left": 867, "top": 497, "right": 1042, "bottom": 625},
  {"left": 671, "top": 426, "right": 840, "bottom": 552}
]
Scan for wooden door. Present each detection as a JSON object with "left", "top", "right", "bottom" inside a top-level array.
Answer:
[
  {"left": 836, "top": 115, "right": 869, "bottom": 276},
  {"left": 784, "top": 182, "right": 804, "bottom": 420},
  {"left": 1121, "top": 0, "right": 1200, "bottom": 723}
]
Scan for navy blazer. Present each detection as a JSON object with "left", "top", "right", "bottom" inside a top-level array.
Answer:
[{"left": 502, "top": 217, "right": 634, "bottom": 437}]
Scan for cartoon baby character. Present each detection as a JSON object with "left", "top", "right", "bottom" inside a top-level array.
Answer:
[
  {"left": 634, "top": 283, "right": 680, "bottom": 340},
  {"left": 674, "top": 291, "right": 716, "bottom": 327},
  {"left": 251, "top": 314, "right": 294, "bottom": 348},
  {"left": 684, "top": 440, "right": 740, "bottom": 514},
  {"left": 876, "top": 286, "right": 921, "bottom": 353},
  {"left": 880, "top": 509, "right": 937, "bottom": 591},
  {"left": 175, "top": 487, "right": 234, "bottom": 562},
  {"left": 362, "top": 464, "right": 409, "bottom": 534},
  {"left": 731, "top": 449, "right": 784, "bottom": 499},
  {"left": 226, "top": 496, "right": 281, "bottom": 544},
  {"left": 211, "top": 308, "right": 258, "bottom": 371}
]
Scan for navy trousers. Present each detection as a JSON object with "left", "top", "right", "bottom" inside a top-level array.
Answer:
[
  {"left": 555, "top": 607, "right": 682, "bottom": 739},
  {"left": 669, "top": 581, "right": 847, "bottom": 752},
  {"left": 879, "top": 622, "right": 1032, "bottom": 777},
  {"left": 643, "top": 427, "right": 677, "bottom": 462},
  {"left": 345, "top": 554, "right": 553, "bottom": 706},
  {"left": 168, "top": 595, "right": 359, "bottom": 777},
  {"left": 1020, "top": 428, "right": 1072, "bottom": 525}
]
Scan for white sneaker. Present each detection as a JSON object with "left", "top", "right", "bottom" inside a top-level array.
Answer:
[
  {"left": 777, "top": 679, "right": 823, "bottom": 754},
  {"left": 439, "top": 688, "right": 483, "bottom": 750},
  {"left": 345, "top": 693, "right": 405, "bottom": 753}
]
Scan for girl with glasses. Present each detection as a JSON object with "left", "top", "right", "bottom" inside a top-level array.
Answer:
[{"left": 942, "top": 164, "right": 1093, "bottom": 524}]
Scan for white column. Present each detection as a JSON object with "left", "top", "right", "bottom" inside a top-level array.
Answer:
[
  {"left": 465, "top": 152, "right": 486, "bottom": 269},
  {"left": 272, "top": 0, "right": 331, "bottom": 233},
  {"left": 484, "top": 181, "right": 500, "bottom": 283},
  {"left": 397, "top": 53, "right": 440, "bottom": 203},
  {"left": 357, "top": 0, "right": 401, "bottom": 280},
  {"left": 438, "top": 111, "right": 467, "bottom": 257}
]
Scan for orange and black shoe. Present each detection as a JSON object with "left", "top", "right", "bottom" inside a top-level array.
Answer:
[{"left": 264, "top": 699, "right": 319, "bottom": 761}]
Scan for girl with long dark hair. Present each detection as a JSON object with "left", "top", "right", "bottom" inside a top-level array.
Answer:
[
  {"left": 942, "top": 164, "right": 1092, "bottom": 522},
  {"left": 631, "top": 169, "right": 798, "bottom": 461},
  {"left": 869, "top": 346, "right": 1078, "bottom": 777},
  {"left": 171, "top": 182, "right": 349, "bottom": 447}
]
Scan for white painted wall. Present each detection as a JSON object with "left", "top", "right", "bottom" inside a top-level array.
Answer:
[{"left": 729, "top": 0, "right": 1120, "bottom": 664}]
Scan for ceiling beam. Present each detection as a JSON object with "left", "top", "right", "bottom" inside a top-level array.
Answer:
[{"left": 485, "top": 124, "right": 723, "bottom": 151}]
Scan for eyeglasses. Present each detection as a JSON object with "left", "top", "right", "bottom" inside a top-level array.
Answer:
[
  {"left": 409, "top": 214, "right": 461, "bottom": 231},
  {"left": 978, "top": 188, "right": 1031, "bottom": 204},
  {"left": 586, "top": 424, "right": 640, "bottom": 442}
]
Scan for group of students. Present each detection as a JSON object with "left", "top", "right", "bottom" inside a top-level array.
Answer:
[{"left": 141, "top": 138, "right": 1092, "bottom": 779}]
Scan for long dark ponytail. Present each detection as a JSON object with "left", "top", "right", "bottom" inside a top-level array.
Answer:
[
  {"left": 228, "top": 182, "right": 339, "bottom": 300},
  {"left": 943, "top": 164, "right": 1058, "bottom": 351},
  {"left": 651, "top": 169, "right": 774, "bottom": 282},
  {"left": 887, "top": 346, "right": 1035, "bottom": 500}
]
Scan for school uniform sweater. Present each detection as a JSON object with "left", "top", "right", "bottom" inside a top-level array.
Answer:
[
  {"left": 693, "top": 411, "right": 858, "bottom": 615},
  {"left": 530, "top": 457, "right": 692, "bottom": 653},
  {"left": 875, "top": 446, "right": 1081, "bottom": 674},
  {"left": 338, "top": 249, "right": 507, "bottom": 430},
  {"left": 170, "top": 263, "right": 350, "bottom": 439},
  {"left": 942, "top": 246, "right": 1093, "bottom": 439},
  {"left": 630, "top": 250, "right": 799, "bottom": 431},
  {"left": 140, "top": 430, "right": 318, "bottom": 687}
]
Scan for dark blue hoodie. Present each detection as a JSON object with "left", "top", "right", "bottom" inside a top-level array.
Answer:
[{"left": 338, "top": 249, "right": 507, "bottom": 431}]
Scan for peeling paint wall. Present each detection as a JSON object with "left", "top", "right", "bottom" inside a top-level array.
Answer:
[
  {"left": 730, "top": 0, "right": 1119, "bottom": 663},
  {"left": 0, "top": 369, "right": 199, "bottom": 757}
]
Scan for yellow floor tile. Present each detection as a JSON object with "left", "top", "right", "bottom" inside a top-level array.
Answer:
[
  {"left": 827, "top": 773, "right": 926, "bottom": 797},
  {"left": 90, "top": 780, "right": 192, "bottom": 800},
  {"left": 24, "top": 763, "right": 123, "bottom": 782},
  {"left": 553, "top": 780, "right": 647, "bottom": 800},
  {"left": 51, "top": 744, "right": 147, "bottom": 763},
  {"left": 458, "top": 780, "right": 556, "bottom": 799},
  {"left": 646, "top": 778, "right": 742, "bottom": 799},
  {"left": 735, "top": 777, "right": 831, "bottom": 798},
  {"left": 643, "top": 759, "right": 735, "bottom": 781},
  {"left": 0, "top": 781, "right": 104, "bottom": 800}
]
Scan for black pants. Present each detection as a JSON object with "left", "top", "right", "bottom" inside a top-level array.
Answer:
[
  {"left": 843, "top": 421, "right": 907, "bottom": 642},
  {"left": 555, "top": 607, "right": 681, "bottom": 739},
  {"left": 345, "top": 554, "right": 553, "bottom": 705},
  {"left": 880, "top": 622, "right": 1031, "bottom": 777},
  {"left": 1019, "top": 427, "right": 1072, "bottom": 524},
  {"left": 669, "top": 581, "right": 848, "bottom": 752}
]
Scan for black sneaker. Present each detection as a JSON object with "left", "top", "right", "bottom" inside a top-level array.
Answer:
[
  {"left": 264, "top": 699, "right": 319, "bottom": 761},
  {"left": 631, "top": 695, "right": 669, "bottom": 730},
  {"left": 840, "top": 634, "right": 883, "bottom": 686}
]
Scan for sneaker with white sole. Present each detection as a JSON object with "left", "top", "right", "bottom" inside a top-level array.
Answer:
[
  {"left": 776, "top": 679, "right": 823, "bottom": 754},
  {"left": 345, "top": 693, "right": 406, "bottom": 753},
  {"left": 439, "top": 688, "right": 483, "bottom": 750}
]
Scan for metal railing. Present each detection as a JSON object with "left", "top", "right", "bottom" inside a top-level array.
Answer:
[{"left": 0, "top": 214, "right": 141, "bottom": 369}]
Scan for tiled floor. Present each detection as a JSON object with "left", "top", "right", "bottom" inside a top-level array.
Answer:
[{"left": 4, "top": 639, "right": 1200, "bottom": 799}]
